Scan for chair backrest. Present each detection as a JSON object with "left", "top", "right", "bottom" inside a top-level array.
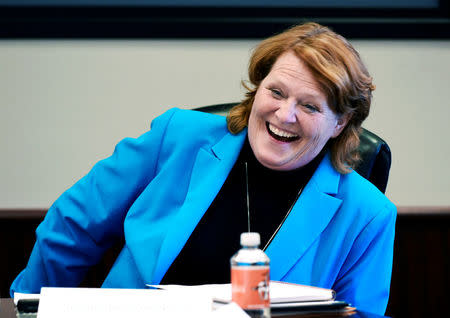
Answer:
[{"left": 193, "top": 103, "right": 391, "bottom": 193}]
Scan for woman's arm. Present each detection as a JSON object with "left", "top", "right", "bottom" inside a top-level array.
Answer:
[
  {"left": 10, "top": 108, "right": 178, "bottom": 296},
  {"left": 333, "top": 201, "right": 397, "bottom": 315}
]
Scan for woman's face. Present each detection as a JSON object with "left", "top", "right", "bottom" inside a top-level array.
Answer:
[{"left": 247, "top": 51, "right": 349, "bottom": 171}]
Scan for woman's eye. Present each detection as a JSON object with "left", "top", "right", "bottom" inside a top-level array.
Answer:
[
  {"left": 304, "top": 104, "right": 319, "bottom": 112},
  {"left": 270, "top": 88, "right": 283, "bottom": 98}
]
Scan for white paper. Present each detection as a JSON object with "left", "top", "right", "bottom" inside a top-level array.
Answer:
[
  {"left": 147, "top": 283, "right": 230, "bottom": 299},
  {"left": 271, "top": 300, "right": 339, "bottom": 308},
  {"left": 269, "top": 281, "right": 335, "bottom": 303},
  {"left": 149, "top": 280, "right": 334, "bottom": 304},
  {"left": 37, "top": 287, "right": 213, "bottom": 318},
  {"left": 34, "top": 281, "right": 334, "bottom": 318},
  {"left": 211, "top": 302, "right": 250, "bottom": 318}
]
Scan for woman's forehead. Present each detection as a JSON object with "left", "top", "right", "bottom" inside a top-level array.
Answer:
[{"left": 266, "top": 52, "right": 326, "bottom": 98}]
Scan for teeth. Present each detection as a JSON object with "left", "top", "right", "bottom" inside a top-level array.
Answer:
[{"left": 268, "top": 124, "right": 298, "bottom": 138}]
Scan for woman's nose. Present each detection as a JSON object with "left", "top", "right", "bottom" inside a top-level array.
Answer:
[{"left": 275, "top": 100, "right": 297, "bottom": 123}]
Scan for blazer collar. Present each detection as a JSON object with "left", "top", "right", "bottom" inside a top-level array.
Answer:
[
  {"left": 265, "top": 152, "right": 343, "bottom": 281},
  {"left": 153, "top": 129, "right": 247, "bottom": 282},
  {"left": 154, "top": 129, "right": 341, "bottom": 283}
]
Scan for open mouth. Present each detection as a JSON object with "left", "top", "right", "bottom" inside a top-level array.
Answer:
[{"left": 266, "top": 122, "right": 300, "bottom": 142}]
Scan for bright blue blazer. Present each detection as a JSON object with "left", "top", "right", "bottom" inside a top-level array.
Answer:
[{"left": 11, "top": 108, "right": 396, "bottom": 315}]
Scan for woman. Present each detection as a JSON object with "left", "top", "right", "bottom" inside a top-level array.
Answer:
[{"left": 11, "top": 23, "right": 396, "bottom": 315}]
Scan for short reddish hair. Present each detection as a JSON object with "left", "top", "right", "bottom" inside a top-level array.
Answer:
[{"left": 227, "top": 22, "right": 375, "bottom": 174}]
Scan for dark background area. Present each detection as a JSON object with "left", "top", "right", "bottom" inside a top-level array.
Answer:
[{"left": 0, "top": 0, "right": 449, "bottom": 39}]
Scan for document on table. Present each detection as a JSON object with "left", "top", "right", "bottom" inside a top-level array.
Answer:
[
  {"left": 30, "top": 281, "right": 342, "bottom": 317},
  {"left": 148, "top": 280, "right": 336, "bottom": 304},
  {"left": 36, "top": 287, "right": 248, "bottom": 318},
  {"left": 147, "top": 281, "right": 350, "bottom": 315}
]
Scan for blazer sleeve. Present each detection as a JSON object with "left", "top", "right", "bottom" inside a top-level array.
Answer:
[
  {"left": 10, "top": 108, "right": 178, "bottom": 296},
  {"left": 333, "top": 201, "right": 397, "bottom": 315}
]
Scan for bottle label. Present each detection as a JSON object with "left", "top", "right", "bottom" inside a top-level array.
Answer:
[{"left": 231, "top": 266, "right": 270, "bottom": 310}]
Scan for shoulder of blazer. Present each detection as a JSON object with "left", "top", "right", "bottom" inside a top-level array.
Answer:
[
  {"left": 159, "top": 108, "right": 232, "bottom": 146},
  {"left": 338, "top": 169, "right": 396, "bottom": 217},
  {"left": 168, "top": 107, "right": 228, "bottom": 129}
]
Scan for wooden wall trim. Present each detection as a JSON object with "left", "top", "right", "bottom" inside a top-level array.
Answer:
[
  {"left": 397, "top": 206, "right": 450, "bottom": 215},
  {"left": 2, "top": 206, "right": 450, "bottom": 219},
  {"left": 0, "top": 209, "right": 46, "bottom": 219}
]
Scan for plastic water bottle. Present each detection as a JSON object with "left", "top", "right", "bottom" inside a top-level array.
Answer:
[{"left": 231, "top": 232, "right": 270, "bottom": 318}]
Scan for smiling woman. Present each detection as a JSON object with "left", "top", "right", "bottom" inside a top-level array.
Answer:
[
  {"left": 247, "top": 51, "right": 349, "bottom": 171},
  {"left": 10, "top": 22, "right": 396, "bottom": 316},
  {"left": 228, "top": 23, "right": 374, "bottom": 173}
]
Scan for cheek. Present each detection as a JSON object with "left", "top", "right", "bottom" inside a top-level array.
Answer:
[
  {"left": 303, "top": 118, "right": 335, "bottom": 142},
  {"left": 300, "top": 117, "right": 320, "bottom": 137},
  {"left": 247, "top": 109, "right": 263, "bottom": 143},
  {"left": 253, "top": 91, "right": 278, "bottom": 114},
  {"left": 249, "top": 100, "right": 270, "bottom": 129},
  {"left": 248, "top": 107, "right": 259, "bottom": 130}
]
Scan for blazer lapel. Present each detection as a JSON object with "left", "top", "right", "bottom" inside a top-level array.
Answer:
[
  {"left": 266, "top": 153, "right": 343, "bottom": 281},
  {"left": 153, "top": 130, "right": 247, "bottom": 282}
]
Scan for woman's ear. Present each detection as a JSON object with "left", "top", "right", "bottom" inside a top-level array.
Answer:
[{"left": 332, "top": 113, "right": 352, "bottom": 138}]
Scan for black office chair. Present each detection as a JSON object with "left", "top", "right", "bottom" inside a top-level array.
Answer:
[{"left": 194, "top": 103, "right": 391, "bottom": 193}]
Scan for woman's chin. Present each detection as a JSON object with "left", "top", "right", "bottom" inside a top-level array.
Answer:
[{"left": 255, "top": 154, "right": 293, "bottom": 171}]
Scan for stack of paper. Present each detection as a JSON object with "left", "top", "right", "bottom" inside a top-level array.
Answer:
[
  {"left": 15, "top": 281, "right": 354, "bottom": 317},
  {"left": 213, "top": 281, "right": 335, "bottom": 303},
  {"left": 149, "top": 281, "right": 353, "bottom": 315},
  {"left": 36, "top": 287, "right": 213, "bottom": 318}
]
